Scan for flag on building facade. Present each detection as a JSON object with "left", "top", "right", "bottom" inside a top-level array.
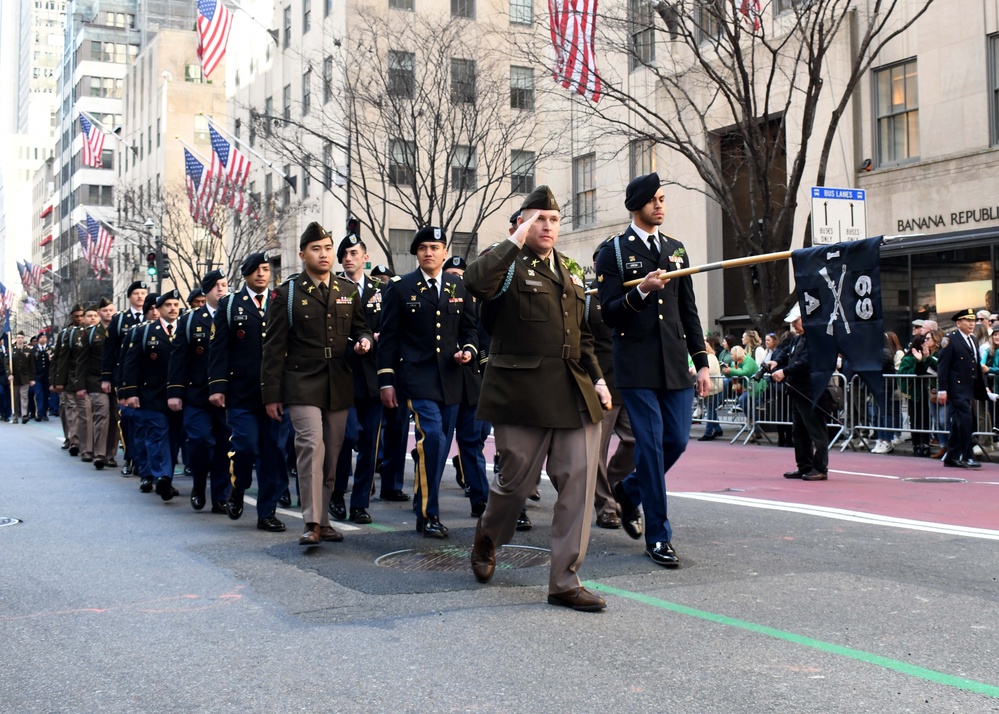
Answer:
[
  {"left": 0, "top": 282, "right": 14, "bottom": 335},
  {"left": 196, "top": 0, "right": 234, "bottom": 79},
  {"left": 15, "top": 262, "right": 31, "bottom": 291},
  {"left": 548, "top": 0, "right": 602, "bottom": 103},
  {"left": 87, "top": 214, "right": 113, "bottom": 270},
  {"left": 184, "top": 149, "right": 216, "bottom": 228},
  {"left": 208, "top": 125, "right": 252, "bottom": 214},
  {"left": 739, "top": 0, "right": 762, "bottom": 31},
  {"left": 79, "top": 114, "right": 106, "bottom": 168},
  {"left": 791, "top": 237, "right": 885, "bottom": 406},
  {"left": 77, "top": 223, "right": 108, "bottom": 275}
]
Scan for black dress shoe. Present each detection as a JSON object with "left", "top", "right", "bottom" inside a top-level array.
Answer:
[
  {"left": 802, "top": 470, "right": 828, "bottom": 481},
  {"left": 943, "top": 458, "right": 968, "bottom": 468},
  {"left": 80, "top": 453, "right": 94, "bottom": 463},
  {"left": 183, "top": 466, "right": 193, "bottom": 476},
  {"left": 40, "top": 416, "right": 49, "bottom": 422},
  {"left": 120, "top": 460, "right": 132, "bottom": 476},
  {"left": 783, "top": 469, "right": 806, "bottom": 479},
  {"left": 257, "top": 516, "right": 287, "bottom": 532},
  {"left": 613, "top": 483, "right": 642, "bottom": 540},
  {"left": 697, "top": 434, "right": 714, "bottom": 441},
  {"left": 105, "top": 458, "right": 118, "bottom": 468},
  {"left": 963, "top": 458, "right": 982, "bottom": 468},
  {"left": 349, "top": 507, "right": 372, "bottom": 524},
  {"left": 470, "top": 500, "right": 486, "bottom": 517},
  {"left": 329, "top": 494, "right": 347, "bottom": 521},
  {"left": 547, "top": 587, "right": 607, "bottom": 611},
  {"left": 471, "top": 521, "right": 495, "bottom": 583},
  {"left": 453, "top": 455, "right": 466, "bottom": 489},
  {"left": 416, "top": 515, "right": 448, "bottom": 538},
  {"left": 210, "top": 502, "right": 228, "bottom": 514},
  {"left": 528, "top": 489, "right": 541, "bottom": 502},
  {"left": 227, "top": 488, "right": 245, "bottom": 520},
  {"left": 596, "top": 512, "right": 621, "bottom": 529},
  {"left": 379, "top": 489, "right": 410, "bottom": 502},
  {"left": 68, "top": 445, "right": 80, "bottom": 456},
  {"left": 93, "top": 457, "right": 105, "bottom": 470},
  {"left": 155, "top": 478, "right": 176, "bottom": 501},
  {"left": 516, "top": 508, "right": 532, "bottom": 531},
  {"left": 278, "top": 489, "right": 292, "bottom": 508},
  {"left": 61, "top": 440, "right": 70, "bottom": 450},
  {"left": 139, "top": 477, "right": 154, "bottom": 493},
  {"left": 645, "top": 541, "right": 680, "bottom": 568},
  {"left": 190, "top": 489, "right": 206, "bottom": 511}
]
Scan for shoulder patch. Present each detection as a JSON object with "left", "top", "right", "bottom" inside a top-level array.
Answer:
[
  {"left": 390, "top": 275, "right": 402, "bottom": 282},
  {"left": 941, "top": 336, "right": 950, "bottom": 348}
]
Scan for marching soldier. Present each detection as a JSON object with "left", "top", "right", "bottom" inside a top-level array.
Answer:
[
  {"left": 208, "top": 252, "right": 288, "bottom": 531},
  {"left": 168, "top": 270, "right": 232, "bottom": 512},
  {"left": 186, "top": 288, "right": 206, "bottom": 311},
  {"left": 51, "top": 305, "right": 85, "bottom": 450},
  {"left": 33, "top": 332, "right": 53, "bottom": 421},
  {"left": 377, "top": 226, "right": 478, "bottom": 539},
  {"left": 262, "top": 222, "right": 373, "bottom": 546},
  {"left": 465, "top": 187, "right": 611, "bottom": 611},
  {"left": 102, "top": 281, "right": 148, "bottom": 475},
  {"left": 74, "top": 298, "right": 118, "bottom": 469},
  {"left": 67, "top": 307, "right": 98, "bottom": 460},
  {"left": 8, "top": 332, "right": 35, "bottom": 424}
]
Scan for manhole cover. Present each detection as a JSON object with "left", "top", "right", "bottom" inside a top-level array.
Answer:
[
  {"left": 902, "top": 477, "right": 967, "bottom": 484},
  {"left": 375, "top": 545, "right": 550, "bottom": 572},
  {"left": 0, "top": 517, "right": 21, "bottom": 528}
]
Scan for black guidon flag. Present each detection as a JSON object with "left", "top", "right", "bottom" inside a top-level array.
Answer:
[{"left": 791, "top": 237, "right": 884, "bottom": 407}]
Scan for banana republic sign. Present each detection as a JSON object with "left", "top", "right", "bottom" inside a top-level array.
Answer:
[{"left": 896, "top": 205, "right": 999, "bottom": 233}]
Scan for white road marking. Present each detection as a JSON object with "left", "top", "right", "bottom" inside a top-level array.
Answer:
[{"left": 243, "top": 495, "right": 362, "bottom": 530}]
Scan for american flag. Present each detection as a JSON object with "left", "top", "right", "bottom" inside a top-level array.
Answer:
[
  {"left": 79, "top": 114, "right": 106, "bottom": 167},
  {"left": 548, "top": 0, "right": 602, "bottom": 103},
  {"left": 16, "top": 262, "right": 30, "bottom": 290},
  {"left": 0, "top": 281, "right": 15, "bottom": 313},
  {"left": 196, "top": 0, "right": 233, "bottom": 79},
  {"left": 208, "top": 125, "right": 252, "bottom": 214},
  {"left": 184, "top": 149, "right": 216, "bottom": 228},
  {"left": 740, "top": 0, "right": 762, "bottom": 31},
  {"left": 87, "top": 214, "right": 113, "bottom": 270},
  {"left": 24, "top": 261, "right": 43, "bottom": 287}
]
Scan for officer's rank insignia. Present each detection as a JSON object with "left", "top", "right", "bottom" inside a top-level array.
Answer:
[
  {"left": 196, "top": 326, "right": 203, "bottom": 332},
  {"left": 411, "top": 295, "right": 418, "bottom": 301},
  {"left": 527, "top": 269, "right": 535, "bottom": 276},
  {"left": 332, "top": 282, "right": 340, "bottom": 292},
  {"left": 419, "top": 286, "right": 427, "bottom": 293},
  {"left": 301, "top": 299, "right": 309, "bottom": 306},
  {"left": 598, "top": 274, "right": 604, "bottom": 282},
  {"left": 531, "top": 259, "right": 539, "bottom": 267},
  {"left": 629, "top": 256, "right": 636, "bottom": 261}
]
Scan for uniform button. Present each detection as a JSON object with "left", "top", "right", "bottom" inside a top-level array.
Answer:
[
  {"left": 563, "top": 294, "right": 567, "bottom": 299},
  {"left": 436, "top": 348, "right": 441, "bottom": 353},
  {"left": 659, "top": 315, "right": 664, "bottom": 320},
  {"left": 564, "top": 312, "right": 569, "bottom": 317},
  {"left": 436, "top": 323, "right": 441, "bottom": 328},
  {"left": 658, "top": 299, "right": 663, "bottom": 304},
  {"left": 436, "top": 335, "right": 441, "bottom": 340},
  {"left": 327, "top": 314, "right": 332, "bottom": 318},
  {"left": 566, "top": 329, "right": 570, "bottom": 334},
  {"left": 533, "top": 288, "right": 538, "bottom": 293},
  {"left": 436, "top": 310, "right": 441, "bottom": 316},
  {"left": 328, "top": 326, "right": 333, "bottom": 330}
]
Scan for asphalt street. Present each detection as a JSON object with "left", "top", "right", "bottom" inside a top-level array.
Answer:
[{"left": 2, "top": 420, "right": 998, "bottom": 713}]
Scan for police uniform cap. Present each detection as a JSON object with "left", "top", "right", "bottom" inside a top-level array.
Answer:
[
  {"left": 200, "top": 269, "right": 224, "bottom": 294},
  {"left": 519, "top": 186, "right": 559, "bottom": 212},
  {"left": 509, "top": 209, "right": 522, "bottom": 225},
  {"left": 370, "top": 265, "right": 395, "bottom": 279},
  {"left": 187, "top": 288, "right": 205, "bottom": 303},
  {"left": 625, "top": 172, "right": 662, "bottom": 211},
  {"left": 952, "top": 308, "right": 977, "bottom": 322},
  {"left": 240, "top": 251, "right": 270, "bottom": 277},
  {"left": 446, "top": 256, "right": 467, "bottom": 271},
  {"left": 410, "top": 226, "right": 447, "bottom": 255},
  {"left": 97, "top": 297, "right": 113, "bottom": 309},
  {"left": 127, "top": 280, "right": 148, "bottom": 296},
  {"left": 300, "top": 221, "right": 331, "bottom": 250},
  {"left": 337, "top": 233, "right": 362, "bottom": 262},
  {"left": 155, "top": 289, "right": 180, "bottom": 308},
  {"left": 142, "top": 294, "right": 160, "bottom": 314}
]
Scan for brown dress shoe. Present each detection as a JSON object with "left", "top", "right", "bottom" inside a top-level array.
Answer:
[
  {"left": 547, "top": 587, "right": 607, "bottom": 612},
  {"left": 319, "top": 525, "right": 344, "bottom": 542},
  {"left": 470, "top": 520, "right": 496, "bottom": 583},
  {"left": 596, "top": 512, "right": 622, "bottom": 529},
  {"left": 299, "top": 525, "right": 321, "bottom": 546},
  {"left": 802, "top": 470, "right": 828, "bottom": 481}
]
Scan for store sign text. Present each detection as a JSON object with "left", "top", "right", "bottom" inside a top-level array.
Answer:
[{"left": 897, "top": 206, "right": 999, "bottom": 233}]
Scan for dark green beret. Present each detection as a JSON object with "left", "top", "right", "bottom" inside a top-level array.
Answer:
[
  {"left": 625, "top": 172, "right": 662, "bottom": 211},
  {"left": 240, "top": 252, "right": 270, "bottom": 276},
  {"left": 142, "top": 294, "right": 160, "bottom": 314},
  {"left": 200, "top": 269, "right": 224, "bottom": 294},
  {"left": 519, "top": 185, "right": 559, "bottom": 212},
  {"left": 155, "top": 289, "right": 180, "bottom": 308},
  {"left": 126, "top": 281, "right": 148, "bottom": 296},
  {"left": 337, "top": 233, "right": 362, "bottom": 262}
]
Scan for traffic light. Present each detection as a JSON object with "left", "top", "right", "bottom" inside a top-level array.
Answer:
[
  {"left": 346, "top": 216, "right": 360, "bottom": 238},
  {"left": 146, "top": 251, "right": 157, "bottom": 277},
  {"left": 159, "top": 252, "right": 171, "bottom": 280}
]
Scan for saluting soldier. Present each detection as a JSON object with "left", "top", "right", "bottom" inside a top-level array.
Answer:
[
  {"left": 208, "top": 252, "right": 288, "bottom": 530},
  {"left": 120, "top": 291, "right": 183, "bottom": 501},
  {"left": 330, "top": 233, "right": 384, "bottom": 524},
  {"left": 938, "top": 308, "right": 988, "bottom": 468},
  {"left": 377, "top": 226, "right": 479, "bottom": 539},
  {"left": 8, "top": 332, "right": 36, "bottom": 424},
  {"left": 262, "top": 223, "right": 373, "bottom": 546},
  {"left": 51, "top": 305, "right": 85, "bottom": 449},
  {"left": 168, "top": 270, "right": 232, "bottom": 513},
  {"left": 464, "top": 187, "right": 611, "bottom": 612},
  {"left": 103, "top": 281, "right": 149, "bottom": 475}
]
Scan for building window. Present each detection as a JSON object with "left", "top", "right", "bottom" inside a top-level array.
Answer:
[
  {"left": 325, "top": 0, "right": 332, "bottom": 17},
  {"left": 573, "top": 153, "right": 596, "bottom": 228},
  {"left": 451, "top": 146, "right": 476, "bottom": 191},
  {"left": 388, "top": 51, "right": 415, "bottom": 98},
  {"left": 875, "top": 59, "right": 919, "bottom": 165},
  {"left": 156, "top": 118, "right": 160, "bottom": 147},
  {"left": 697, "top": 1, "right": 722, "bottom": 44},
  {"left": 323, "top": 142, "right": 333, "bottom": 189},
  {"left": 510, "top": 0, "right": 532, "bottom": 24},
  {"left": 389, "top": 0, "right": 413, "bottom": 9},
  {"left": 283, "top": 84, "right": 292, "bottom": 120},
  {"left": 323, "top": 56, "right": 333, "bottom": 103},
  {"left": 184, "top": 63, "right": 203, "bottom": 83},
  {"left": 283, "top": 6, "right": 292, "bottom": 48},
  {"left": 388, "top": 139, "right": 416, "bottom": 186},
  {"left": 775, "top": 0, "right": 802, "bottom": 13},
  {"left": 248, "top": 114, "right": 256, "bottom": 146},
  {"left": 511, "top": 149, "right": 535, "bottom": 193},
  {"left": 283, "top": 164, "right": 292, "bottom": 207},
  {"left": 234, "top": 118, "right": 241, "bottom": 138},
  {"left": 302, "top": 154, "right": 311, "bottom": 197},
  {"left": 389, "top": 229, "right": 414, "bottom": 271},
  {"left": 264, "top": 174, "right": 273, "bottom": 213},
  {"left": 451, "top": 58, "right": 476, "bottom": 104},
  {"left": 194, "top": 115, "right": 209, "bottom": 142},
  {"left": 302, "top": 68, "right": 311, "bottom": 115},
  {"left": 629, "top": 0, "right": 655, "bottom": 69},
  {"left": 265, "top": 96, "right": 273, "bottom": 134},
  {"left": 990, "top": 35, "right": 999, "bottom": 146},
  {"left": 148, "top": 126, "right": 152, "bottom": 154},
  {"left": 510, "top": 66, "right": 534, "bottom": 110},
  {"left": 629, "top": 138, "right": 654, "bottom": 177},
  {"left": 451, "top": 0, "right": 474, "bottom": 18},
  {"left": 303, "top": 0, "right": 311, "bottom": 33}
]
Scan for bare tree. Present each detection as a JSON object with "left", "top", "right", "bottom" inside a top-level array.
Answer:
[
  {"left": 521, "top": 0, "right": 935, "bottom": 328},
  {"left": 251, "top": 6, "right": 570, "bottom": 268}
]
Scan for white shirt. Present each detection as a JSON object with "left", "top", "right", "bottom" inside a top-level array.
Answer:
[
  {"left": 632, "top": 222, "right": 662, "bottom": 299},
  {"left": 420, "top": 269, "right": 442, "bottom": 297}
]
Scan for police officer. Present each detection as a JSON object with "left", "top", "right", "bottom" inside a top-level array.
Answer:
[
  {"left": 169, "top": 270, "right": 232, "bottom": 513},
  {"left": 595, "top": 172, "right": 711, "bottom": 568},
  {"left": 33, "top": 332, "right": 53, "bottom": 421},
  {"left": 378, "top": 226, "right": 478, "bottom": 538},
  {"left": 52, "top": 305, "right": 85, "bottom": 449},
  {"left": 938, "top": 308, "right": 988, "bottom": 468},
  {"left": 330, "top": 233, "right": 384, "bottom": 524},
  {"left": 208, "top": 252, "right": 288, "bottom": 529},
  {"left": 103, "top": 281, "right": 149, "bottom": 475},
  {"left": 262, "top": 223, "right": 374, "bottom": 545},
  {"left": 8, "top": 332, "right": 35, "bottom": 423}
]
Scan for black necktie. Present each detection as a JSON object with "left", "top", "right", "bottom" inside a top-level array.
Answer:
[
  {"left": 428, "top": 277, "right": 438, "bottom": 298},
  {"left": 166, "top": 324, "right": 174, "bottom": 339},
  {"left": 968, "top": 336, "right": 977, "bottom": 354},
  {"left": 319, "top": 282, "right": 329, "bottom": 302},
  {"left": 648, "top": 235, "right": 660, "bottom": 261}
]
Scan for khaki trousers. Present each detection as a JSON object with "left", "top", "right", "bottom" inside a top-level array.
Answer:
[
  {"left": 88, "top": 392, "right": 112, "bottom": 458},
  {"left": 15, "top": 384, "right": 31, "bottom": 418},
  {"left": 61, "top": 391, "right": 80, "bottom": 445},
  {"left": 75, "top": 392, "right": 93, "bottom": 454},
  {"left": 287, "top": 405, "right": 348, "bottom": 527},
  {"left": 482, "top": 421, "right": 601, "bottom": 594},
  {"left": 594, "top": 405, "right": 636, "bottom": 517}
]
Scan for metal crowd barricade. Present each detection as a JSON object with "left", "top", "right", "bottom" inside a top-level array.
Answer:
[
  {"left": 692, "top": 375, "right": 748, "bottom": 440},
  {"left": 750, "top": 372, "right": 848, "bottom": 447}
]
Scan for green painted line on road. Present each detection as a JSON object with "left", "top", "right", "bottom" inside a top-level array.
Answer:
[
  {"left": 583, "top": 581, "right": 999, "bottom": 699},
  {"left": 366, "top": 523, "right": 395, "bottom": 533}
]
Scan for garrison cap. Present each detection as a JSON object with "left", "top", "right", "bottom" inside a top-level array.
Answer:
[
  {"left": 624, "top": 172, "right": 662, "bottom": 211},
  {"left": 446, "top": 256, "right": 467, "bottom": 271},
  {"left": 126, "top": 280, "right": 148, "bottom": 296},
  {"left": 142, "top": 294, "right": 160, "bottom": 314},
  {"left": 370, "top": 265, "right": 395, "bottom": 280},
  {"left": 300, "top": 221, "right": 331, "bottom": 250},
  {"left": 519, "top": 185, "right": 559, "bottom": 212},
  {"left": 85, "top": 304, "right": 100, "bottom": 313},
  {"left": 97, "top": 296, "right": 113, "bottom": 309},
  {"left": 240, "top": 251, "right": 270, "bottom": 277},
  {"left": 187, "top": 288, "right": 205, "bottom": 303},
  {"left": 155, "top": 289, "right": 180, "bottom": 308},
  {"left": 410, "top": 226, "right": 446, "bottom": 255},
  {"left": 337, "top": 233, "right": 362, "bottom": 262},
  {"left": 952, "top": 308, "right": 977, "bottom": 322},
  {"left": 70, "top": 303, "right": 84, "bottom": 314},
  {"left": 200, "top": 269, "right": 224, "bottom": 294}
]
